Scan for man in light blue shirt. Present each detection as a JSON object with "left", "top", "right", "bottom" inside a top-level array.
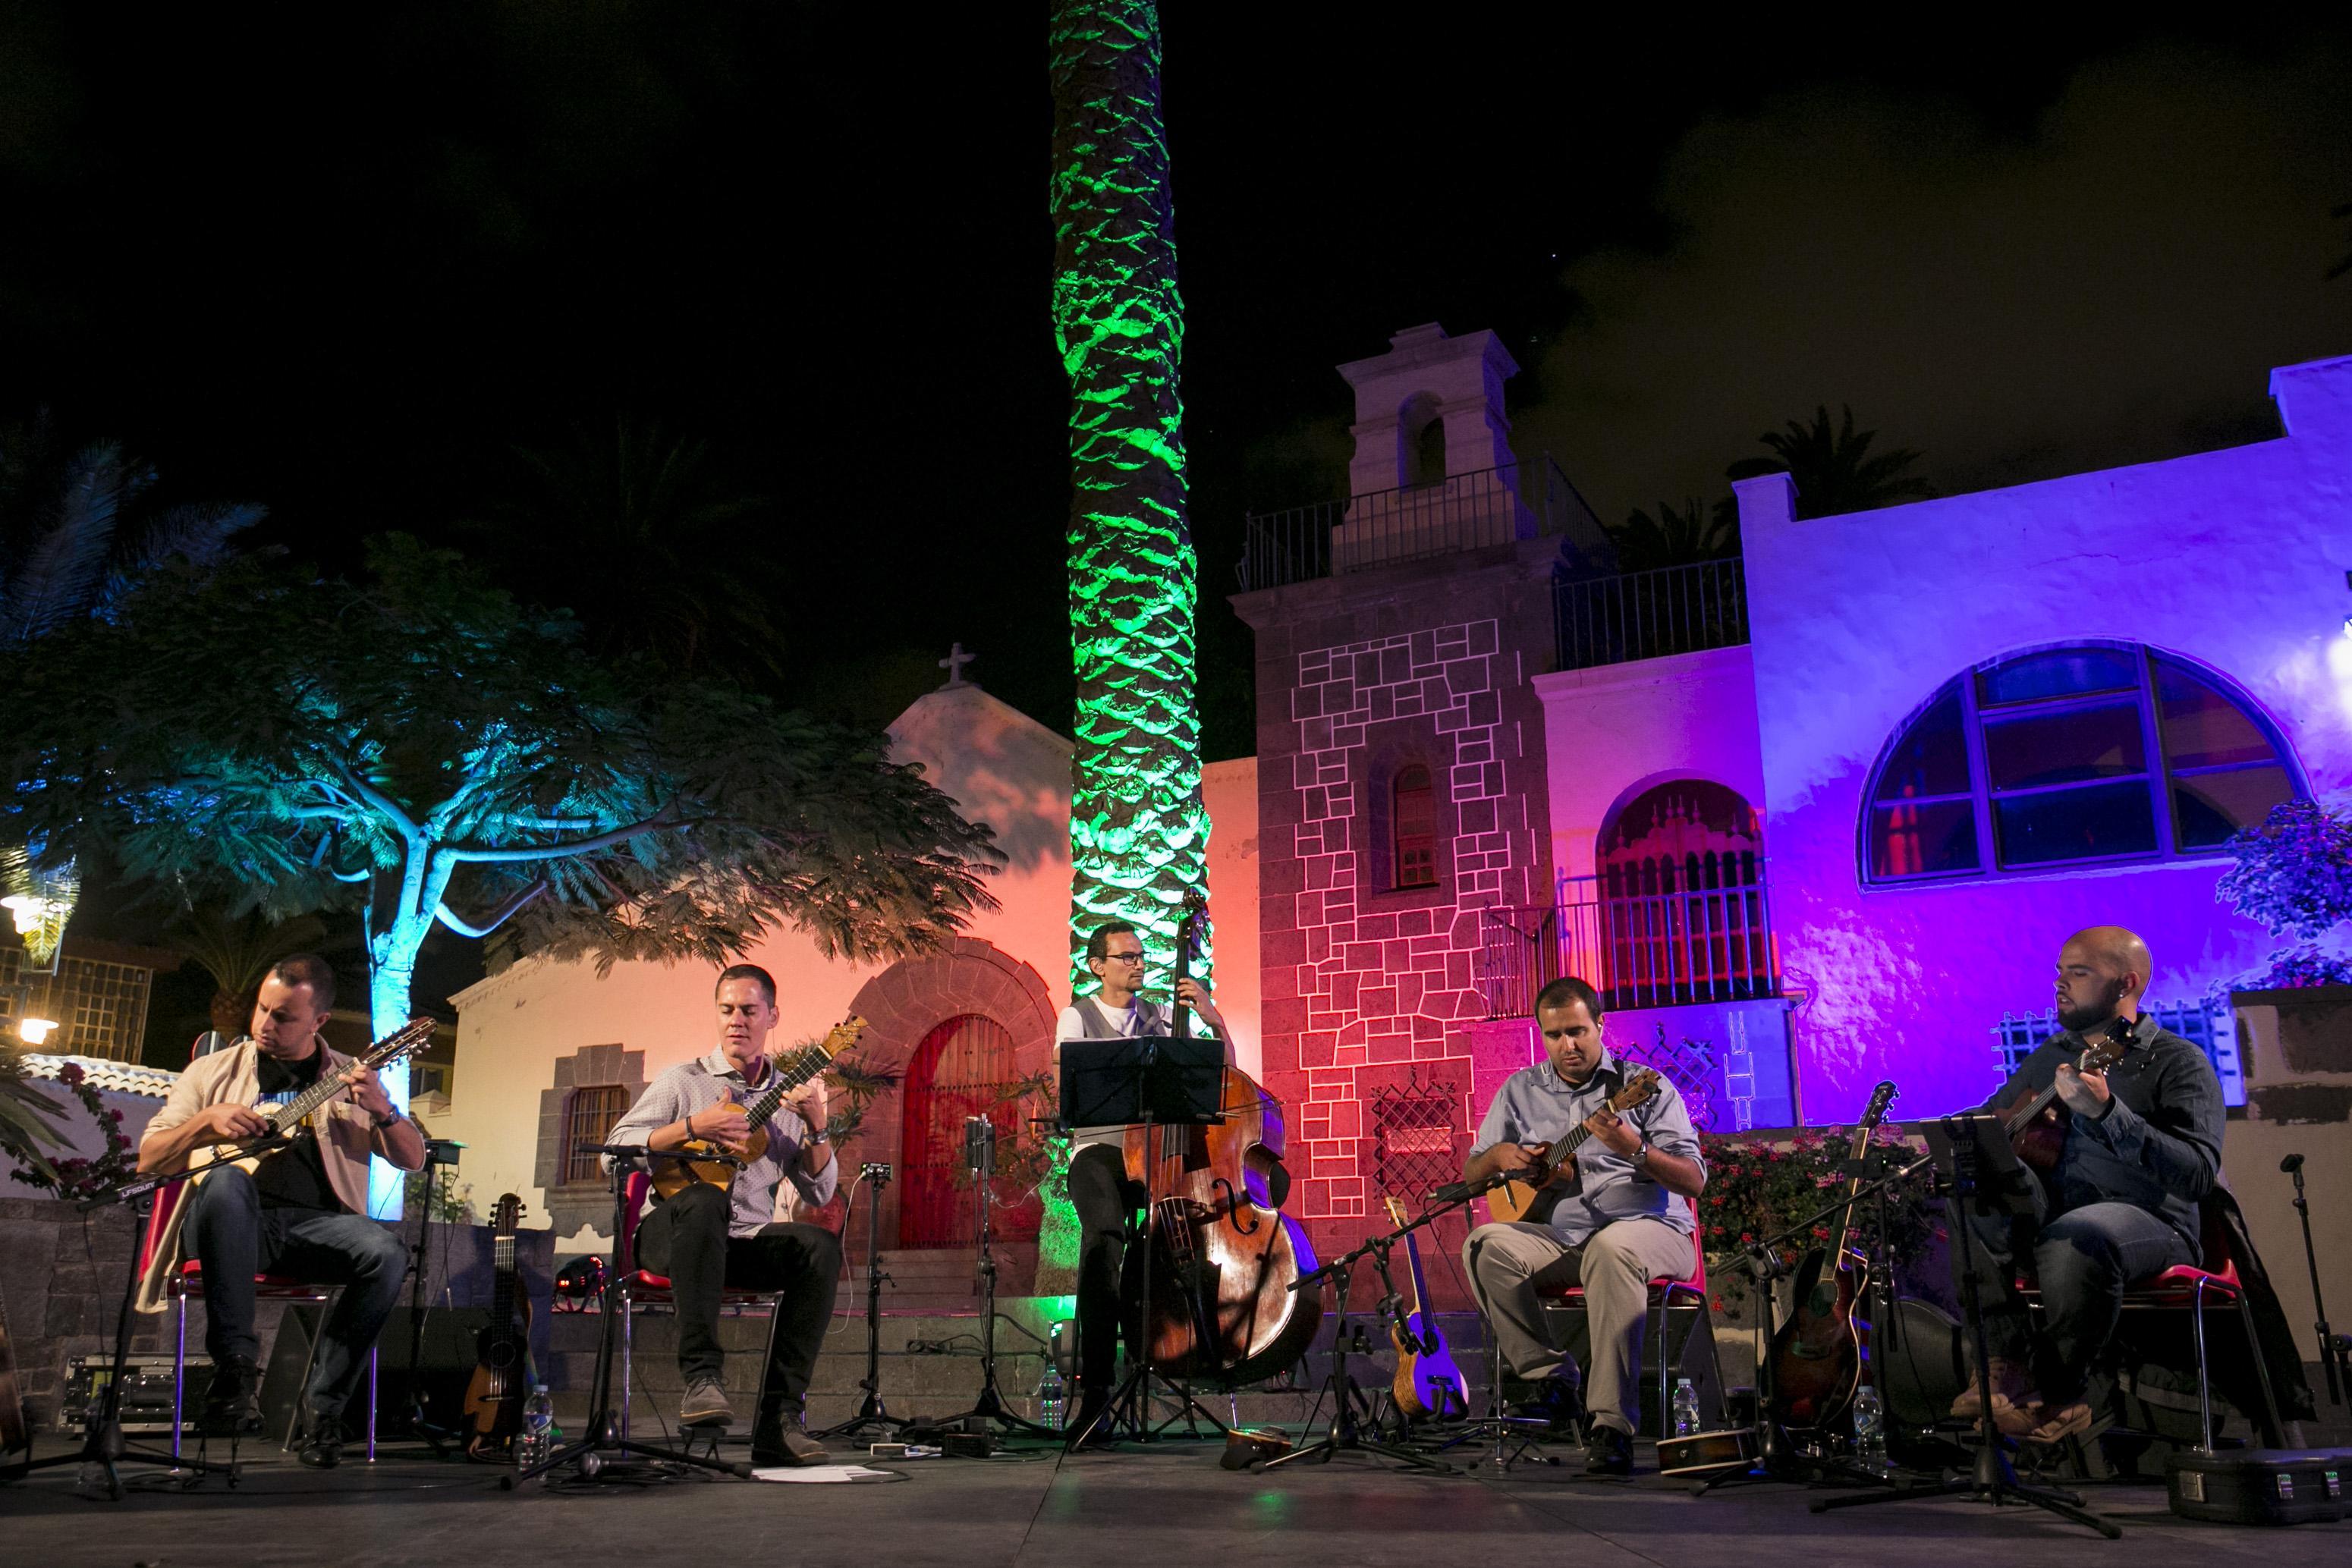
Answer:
[{"left": 1461, "top": 976, "right": 1706, "bottom": 1475}]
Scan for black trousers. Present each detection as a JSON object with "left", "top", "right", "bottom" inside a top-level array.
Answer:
[
  {"left": 1068, "top": 1143, "right": 1142, "bottom": 1396},
  {"left": 634, "top": 1182, "right": 841, "bottom": 1427},
  {"left": 180, "top": 1165, "right": 407, "bottom": 1423}
]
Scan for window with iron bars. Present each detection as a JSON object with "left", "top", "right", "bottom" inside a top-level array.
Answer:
[
  {"left": 1369, "top": 1076, "right": 1460, "bottom": 1203},
  {"left": 563, "top": 1085, "right": 630, "bottom": 1183},
  {"left": 1989, "top": 998, "right": 2243, "bottom": 1106}
]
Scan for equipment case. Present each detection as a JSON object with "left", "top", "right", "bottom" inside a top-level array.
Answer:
[{"left": 2165, "top": 1448, "right": 2347, "bottom": 1525}]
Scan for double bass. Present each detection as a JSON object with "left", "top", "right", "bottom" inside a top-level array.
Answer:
[{"left": 1121, "top": 892, "right": 1321, "bottom": 1387}]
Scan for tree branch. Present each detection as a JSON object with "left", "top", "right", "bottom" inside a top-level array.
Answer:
[
  {"left": 327, "top": 756, "right": 423, "bottom": 844},
  {"left": 436, "top": 879, "right": 549, "bottom": 939},
  {"left": 442, "top": 806, "right": 684, "bottom": 865}
]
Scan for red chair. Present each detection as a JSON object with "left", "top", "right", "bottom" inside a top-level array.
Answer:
[
  {"left": 614, "top": 1170, "right": 781, "bottom": 1440},
  {"left": 2017, "top": 1197, "right": 2284, "bottom": 1450},
  {"left": 137, "top": 1180, "right": 375, "bottom": 1461},
  {"left": 1533, "top": 1196, "right": 1725, "bottom": 1438}
]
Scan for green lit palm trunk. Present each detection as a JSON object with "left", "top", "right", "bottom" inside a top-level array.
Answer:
[{"left": 1047, "top": 0, "right": 1206, "bottom": 1287}]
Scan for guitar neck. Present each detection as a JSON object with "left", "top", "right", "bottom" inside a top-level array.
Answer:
[
  {"left": 741, "top": 1047, "right": 826, "bottom": 1128},
  {"left": 1829, "top": 1123, "right": 1872, "bottom": 1261}
]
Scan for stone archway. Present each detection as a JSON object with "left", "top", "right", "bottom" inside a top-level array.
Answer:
[{"left": 837, "top": 938, "right": 1058, "bottom": 1260}]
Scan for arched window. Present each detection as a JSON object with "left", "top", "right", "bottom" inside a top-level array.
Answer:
[
  {"left": 1394, "top": 765, "right": 1438, "bottom": 888},
  {"left": 1413, "top": 414, "right": 1447, "bottom": 488},
  {"left": 1863, "top": 643, "right": 2301, "bottom": 885}
]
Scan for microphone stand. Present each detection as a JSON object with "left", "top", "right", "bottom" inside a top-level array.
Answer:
[
  {"left": 2283, "top": 1157, "right": 2344, "bottom": 1406},
  {"left": 507, "top": 1145, "right": 751, "bottom": 1488},
  {"left": 816, "top": 1163, "right": 907, "bottom": 1441}
]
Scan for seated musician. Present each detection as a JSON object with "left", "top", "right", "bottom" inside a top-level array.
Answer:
[
  {"left": 1953, "top": 925, "right": 2222, "bottom": 1444},
  {"left": 135, "top": 954, "right": 426, "bottom": 1469},
  {"left": 1054, "top": 919, "right": 1230, "bottom": 1440},
  {"left": 606, "top": 963, "right": 840, "bottom": 1466},
  {"left": 1460, "top": 976, "right": 1706, "bottom": 1476}
]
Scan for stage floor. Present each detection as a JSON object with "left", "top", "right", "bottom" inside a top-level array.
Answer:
[{"left": 4, "top": 1427, "right": 2345, "bottom": 1566}]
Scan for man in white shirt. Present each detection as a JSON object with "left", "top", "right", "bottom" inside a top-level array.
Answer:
[{"left": 1054, "top": 919, "right": 1228, "bottom": 1439}]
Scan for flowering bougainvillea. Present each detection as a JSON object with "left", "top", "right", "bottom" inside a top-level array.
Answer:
[
  {"left": 1696, "top": 1124, "right": 1935, "bottom": 1313},
  {"left": 2215, "top": 800, "right": 2352, "bottom": 991},
  {"left": 8, "top": 1060, "right": 137, "bottom": 1203}
]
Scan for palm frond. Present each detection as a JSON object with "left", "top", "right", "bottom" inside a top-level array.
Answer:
[{"left": 6, "top": 443, "right": 127, "bottom": 640}]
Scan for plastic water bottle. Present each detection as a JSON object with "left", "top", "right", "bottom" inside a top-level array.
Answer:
[
  {"left": 1851, "top": 1381, "right": 1886, "bottom": 1470},
  {"left": 1671, "top": 1376, "right": 1701, "bottom": 1438},
  {"left": 1036, "top": 1363, "right": 1067, "bottom": 1428},
  {"left": 517, "top": 1384, "right": 555, "bottom": 1482}
]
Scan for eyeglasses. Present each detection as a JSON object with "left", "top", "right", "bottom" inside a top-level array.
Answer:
[{"left": 1102, "top": 951, "right": 1146, "bottom": 964}]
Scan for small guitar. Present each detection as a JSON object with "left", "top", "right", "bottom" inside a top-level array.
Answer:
[
  {"left": 651, "top": 1016, "right": 868, "bottom": 1200},
  {"left": 1483, "top": 1069, "right": 1663, "bottom": 1226},
  {"left": 1768, "top": 1078, "right": 1898, "bottom": 1434},
  {"left": 461, "top": 1193, "right": 533, "bottom": 1461},
  {"left": 187, "top": 1017, "right": 442, "bottom": 1182},
  {"left": 1382, "top": 1196, "right": 1468, "bottom": 1422},
  {"left": 2001, "top": 1016, "right": 2131, "bottom": 1172}
]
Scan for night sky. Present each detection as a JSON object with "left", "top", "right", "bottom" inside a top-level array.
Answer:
[{"left": 8, "top": 9, "right": 2352, "bottom": 1026}]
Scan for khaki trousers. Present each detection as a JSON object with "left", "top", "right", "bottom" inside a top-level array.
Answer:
[{"left": 1462, "top": 1217, "right": 1693, "bottom": 1435}]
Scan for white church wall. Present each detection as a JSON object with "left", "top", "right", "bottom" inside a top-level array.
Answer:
[{"left": 1743, "top": 354, "right": 2352, "bottom": 1123}]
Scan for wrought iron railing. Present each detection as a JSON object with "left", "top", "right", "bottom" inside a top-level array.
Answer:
[
  {"left": 1236, "top": 457, "right": 1601, "bottom": 592},
  {"left": 1476, "top": 872, "right": 1781, "bottom": 1020},
  {"left": 1552, "top": 557, "right": 1750, "bottom": 671}
]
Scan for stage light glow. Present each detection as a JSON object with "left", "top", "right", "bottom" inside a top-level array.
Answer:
[{"left": 17, "top": 1017, "right": 58, "bottom": 1047}]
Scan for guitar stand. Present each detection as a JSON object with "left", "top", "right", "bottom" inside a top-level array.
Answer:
[
  {"left": 816, "top": 1164, "right": 908, "bottom": 1442},
  {"left": 11, "top": 1188, "right": 239, "bottom": 1499},
  {"left": 1266, "top": 1245, "right": 1451, "bottom": 1474},
  {"left": 1807, "top": 1117, "right": 2118, "bottom": 1539},
  {"left": 508, "top": 1150, "right": 749, "bottom": 1489}
]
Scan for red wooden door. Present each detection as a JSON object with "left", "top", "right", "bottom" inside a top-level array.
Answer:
[{"left": 898, "top": 1015, "right": 1042, "bottom": 1247}]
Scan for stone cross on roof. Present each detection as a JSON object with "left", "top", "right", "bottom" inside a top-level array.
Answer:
[{"left": 938, "top": 643, "right": 976, "bottom": 690}]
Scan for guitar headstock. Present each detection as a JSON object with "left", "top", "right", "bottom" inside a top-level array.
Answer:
[
  {"left": 362, "top": 1017, "right": 440, "bottom": 1073},
  {"left": 2079, "top": 1018, "right": 2132, "bottom": 1076},
  {"left": 1860, "top": 1079, "right": 1899, "bottom": 1130},
  {"left": 1383, "top": 1194, "right": 1410, "bottom": 1229},
  {"left": 1613, "top": 1068, "right": 1662, "bottom": 1114},
  {"left": 819, "top": 1015, "right": 869, "bottom": 1060},
  {"left": 492, "top": 1192, "right": 524, "bottom": 1237}
]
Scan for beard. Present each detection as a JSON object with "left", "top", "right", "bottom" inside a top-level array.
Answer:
[{"left": 2057, "top": 983, "right": 2124, "bottom": 1035}]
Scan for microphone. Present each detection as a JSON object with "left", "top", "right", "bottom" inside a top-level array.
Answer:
[{"left": 2281, "top": 1153, "right": 2305, "bottom": 1174}]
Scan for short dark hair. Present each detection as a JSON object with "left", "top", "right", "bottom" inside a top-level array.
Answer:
[
  {"left": 1533, "top": 976, "right": 1602, "bottom": 1022},
  {"left": 268, "top": 953, "right": 337, "bottom": 1013},
  {"left": 1085, "top": 921, "right": 1140, "bottom": 963},
  {"left": 715, "top": 963, "right": 777, "bottom": 1007}
]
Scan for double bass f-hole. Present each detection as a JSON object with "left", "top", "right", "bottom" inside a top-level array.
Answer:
[{"left": 1209, "top": 1176, "right": 1259, "bottom": 1235}]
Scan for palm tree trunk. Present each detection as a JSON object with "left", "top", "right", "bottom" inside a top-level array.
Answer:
[{"left": 1049, "top": 0, "right": 1209, "bottom": 999}]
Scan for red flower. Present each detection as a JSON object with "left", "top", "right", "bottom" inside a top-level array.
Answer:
[
  {"left": 1739, "top": 1231, "right": 1754, "bottom": 1243},
  {"left": 57, "top": 1062, "right": 85, "bottom": 1086},
  {"left": 107, "top": 1109, "right": 124, "bottom": 1123}
]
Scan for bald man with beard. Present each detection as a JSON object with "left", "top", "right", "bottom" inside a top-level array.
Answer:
[{"left": 1951, "top": 926, "right": 2224, "bottom": 1444}]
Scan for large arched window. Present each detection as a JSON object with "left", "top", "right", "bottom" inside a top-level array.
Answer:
[
  {"left": 1863, "top": 642, "right": 2301, "bottom": 885},
  {"left": 1394, "top": 764, "right": 1439, "bottom": 888}
]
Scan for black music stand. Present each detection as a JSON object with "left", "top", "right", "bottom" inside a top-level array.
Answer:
[
  {"left": 1809, "top": 1111, "right": 2118, "bottom": 1538},
  {"left": 1267, "top": 1208, "right": 1454, "bottom": 1474},
  {"left": 1060, "top": 1036, "right": 1230, "bottom": 1446},
  {"left": 507, "top": 1145, "right": 750, "bottom": 1488}
]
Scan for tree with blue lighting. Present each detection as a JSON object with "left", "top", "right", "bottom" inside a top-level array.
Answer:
[{"left": 0, "top": 535, "right": 1001, "bottom": 1210}]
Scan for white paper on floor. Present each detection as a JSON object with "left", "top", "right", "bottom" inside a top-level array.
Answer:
[{"left": 751, "top": 1463, "right": 908, "bottom": 1483}]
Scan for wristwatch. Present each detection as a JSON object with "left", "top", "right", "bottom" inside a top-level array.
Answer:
[
  {"left": 1630, "top": 1139, "right": 1652, "bottom": 1169},
  {"left": 371, "top": 1108, "right": 404, "bottom": 1131},
  {"left": 805, "top": 1127, "right": 831, "bottom": 1145}
]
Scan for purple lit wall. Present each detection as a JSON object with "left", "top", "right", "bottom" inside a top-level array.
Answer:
[{"left": 1740, "top": 354, "right": 2352, "bottom": 1123}]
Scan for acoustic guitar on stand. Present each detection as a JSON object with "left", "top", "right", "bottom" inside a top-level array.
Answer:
[
  {"left": 1381, "top": 1195, "right": 1467, "bottom": 1422},
  {"left": 461, "top": 1192, "right": 533, "bottom": 1460},
  {"left": 652, "top": 1016, "right": 868, "bottom": 1201}
]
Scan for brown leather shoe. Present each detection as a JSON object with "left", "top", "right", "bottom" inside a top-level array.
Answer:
[{"left": 752, "top": 1425, "right": 829, "bottom": 1466}]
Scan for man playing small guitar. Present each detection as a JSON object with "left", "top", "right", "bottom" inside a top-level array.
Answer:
[
  {"left": 135, "top": 954, "right": 427, "bottom": 1469},
  {"left": 1953, "top": 925, "right": 2223, "bottom": 1444},
  {"left": 1460, "top": 976, "right": 1706, "bottom": 1476},
  {"left": 606, "top": 963, "right": 841, "bottom": 1466}
]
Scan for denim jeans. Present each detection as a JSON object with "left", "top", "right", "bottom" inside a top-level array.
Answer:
[
  {"left": 633, "top": 1180, "right": 840, "bottom": 1429},
  {"left": 1954, "top": 1192, "right": 2192, "bottom": 1403},
  {"left": 180, "top": 1164, "right": 408, "bottom": 1422}
]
